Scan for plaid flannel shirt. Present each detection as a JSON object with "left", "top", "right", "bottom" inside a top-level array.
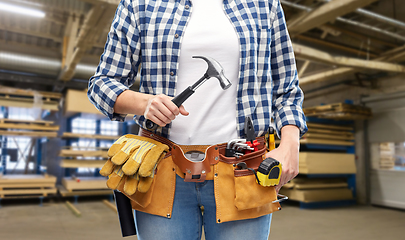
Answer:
[{"left": 88, "top": 0, "right": 308, "bottom": 139}]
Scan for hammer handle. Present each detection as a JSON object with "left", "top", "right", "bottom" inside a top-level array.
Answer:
[
  {"left": 114, "top": 190, "right": 137, "bottom": 237},
  {"left": 172, "top": 87, "right": 194, "bottom": 107},
  {"left": 145, "top": 87, "right": 195, "bottom": 131}
]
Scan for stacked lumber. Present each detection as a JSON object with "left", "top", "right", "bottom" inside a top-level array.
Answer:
[
  {"left": 299, "top": 152, "right": 356, "bottom": 174},
  {"left": 58, "top": 133, "right": 116, "bottom": 196},
  {"left": 59, "top": 145, "right": 109, "bottom": 169},
  {"left": 0, "top": 174, "right": 57, "bottom": 198},
  {"left": 304, "top": 102, "right": 372, "bottom": 120},
  {"left": 62, "top": 132, "right": 119, "bottom": 141},
  {"left": 60, "top": 133, "right": 118, "bottom": 168},
  {"left": 379, "top": 142, "right": 396, "bottom": 170},
  {"left": 61, "top": 176, "right": 109, "bottom": 192},
  {"left": 0, "top": 118, "right": 59, "bottom": 138},
  {"left": 0, "top": 85, "right": 61, "bottom": 111},
  {"left": 301, "top": 122, "right": 354, "bottom": 146},
  {"left": 280, "top": 178, "right": 354, "bottom": 203}
]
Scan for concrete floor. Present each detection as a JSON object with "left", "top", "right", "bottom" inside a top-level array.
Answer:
[{"left": 0, "top": 198, "right": 404, "bottom": 240}]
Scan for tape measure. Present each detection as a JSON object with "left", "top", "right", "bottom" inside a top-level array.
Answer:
[
  {"left": 256, "top": 157, "right": 281, "bottom": 187},
  {"left": 236, "top": 157, "right": 281, "bottom": 187}
]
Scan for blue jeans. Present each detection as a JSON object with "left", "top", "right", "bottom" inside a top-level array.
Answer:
[{"left": 134, "top": 175, "right": 272, "bottom": 240}]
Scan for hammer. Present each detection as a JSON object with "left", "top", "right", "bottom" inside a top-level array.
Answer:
[{"left": 145, "top": 55, "right": 231, "bottom": 130}]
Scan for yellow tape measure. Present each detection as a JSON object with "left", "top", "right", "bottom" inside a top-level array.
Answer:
[{"left": 256, "top": 157, "right": 281, "bottom": 187}]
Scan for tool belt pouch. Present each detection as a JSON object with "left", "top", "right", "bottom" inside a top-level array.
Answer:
[
  {"left": 118, "top": 155, "right": 176, "bottom": 215},
  {"left": 219, "top": 137, "right": 278, "bottom": 211}
]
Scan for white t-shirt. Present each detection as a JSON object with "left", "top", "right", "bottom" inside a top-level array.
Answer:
[{"left": 169, "top": 0, "right": 240, "bottom": 145}]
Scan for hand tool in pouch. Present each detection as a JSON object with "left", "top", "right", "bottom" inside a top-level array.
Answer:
[
  {"left": 258, "top": 127, "right": 282, "bottom": 187},
  {"left": 239, "top": 123, "right": 282, "bottom": 186},
  {"left": 145, "top": 55, "right": 231, "bottom": 130},
  {"left": 114, "top": 190, "right": 136, "bottom": 237},
  {"left": 265, "top": 126, "right": 276, "bottom": 151},
  {"left": 244, "top": 117, "right": 259, "bottom": 153}
]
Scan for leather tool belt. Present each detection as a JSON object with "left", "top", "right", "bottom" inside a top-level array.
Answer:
[
  {"left": 132, "top": 128, "right": 281, "bottom": 223},
  {"left": 138, "top": 128, "right": 267, "bottom": 182}
]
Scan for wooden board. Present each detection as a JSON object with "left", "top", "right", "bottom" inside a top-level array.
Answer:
[
  {"left": 62, "top": 177, "right": 108, "bottom": 191},
  {"left": 303, "top": 133, "right": 355, "bottom": 141},
  {"left": 279, "top": 188, "right": 353, "bottom": 203},
  {"left": 285, "top": 178, "right": 348, "bottom": 190},
  {"left": 60, "top": 159, "right": 106, "bottom": 168},
  {"left": 306, "top": 112, "right": 370, "bottom": 120},
  {"left": 0, "top": 130, "right": 58, "bottom": 138},
  {"left": 0, "top": 122, "right": 59, "bottom": 131},
  {"left": 59, "top": 149, "right": 108, "bottom": 158},
  {"left": 299, "top": 152, "right": 356, "bottom": 174},
  {"left": 0, "top": 85, "right": 62, "bottom": 100},
  {"left": 0, "top": 96, "right": 59, "bottom": 111},
  {"left": 62, "top": 146, "right": 109, "bottom": 150},
  {"left": 307, "top": 128, "right": 354, "bottom": 137},
  {"left": 64, "top": 89, "right": 103, "bottom": 116},
  {"left": 306, "top": 122, "right": 353, "bottom": 131},
  {"left": 0, "top": 182, "right": 56, "bottom": 189},
  {"left": 62, "top": 132, "right": 119, "bottom": 140},
  {"left": 303, "top": 102, "right": 372, "bottom": 120},
  {"left": 58, "top": 185, "right": 113, "bottom": 197},
  {"left": 299, "top": 138, "right": 355, "bottom": 146},
  {"left": 0, "top": 174, "right": 57, "bottom": 198},
  {"left": 0, "top": 119, "right": 55, "bottom": 125},
  {"left": 0, "top": 187, "right": 57, "bottom": 197},
  {"left": 0, "top": 174, "right": 57, "bottom": 184}
]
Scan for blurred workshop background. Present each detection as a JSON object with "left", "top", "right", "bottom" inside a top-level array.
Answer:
[{"left": 0, "top": 0, "right": 404, "bottom": 240}]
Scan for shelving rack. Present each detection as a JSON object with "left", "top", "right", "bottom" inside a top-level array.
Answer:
[
  {"left": 280, "top": 117, "right": 357, "bottom": 209},
  {"left": 58, "top": 117, "right": 121, "bottom": 200}
]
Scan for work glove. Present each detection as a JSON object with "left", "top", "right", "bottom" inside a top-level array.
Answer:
[{"left": 99, "top": 134, "right": 169, "bottom": 195}]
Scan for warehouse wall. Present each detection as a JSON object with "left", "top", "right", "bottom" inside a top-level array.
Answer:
[{"left": 364, "top": 92, "right": 405, "bottom": 209}]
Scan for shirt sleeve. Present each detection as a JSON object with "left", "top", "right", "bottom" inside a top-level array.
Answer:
[
  {"left": 270, "top": 1, "right": 308, "bottom": 138},
  {"left": 87, "top": 0, "right": 141, "bottom": 121}
]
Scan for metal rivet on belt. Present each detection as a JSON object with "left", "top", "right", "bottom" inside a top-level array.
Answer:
[
  {"left": 217, "top": 219, "right": 221, "bottom": 223},
  {"left": 167, "top": 214, "right": 171, "bottom": 218},
  {"left": 278, "top": 207, "right": 282, "bottom": 211},
  {"left": 214, "top": 173, "right": 218, "bottom": 177},
  {"left": 187, "top": 169, "right": 191, "bottom": 174},
  {"left": 215, "top": 157, "right": 218, "bottom": 161},
  {"left": 202, "top": 170, "right": 206, "bottom": 174}
]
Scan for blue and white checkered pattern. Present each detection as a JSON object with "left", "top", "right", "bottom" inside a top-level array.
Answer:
[{"left": 88, "top": 0, "right": 308, "bottom": 139}]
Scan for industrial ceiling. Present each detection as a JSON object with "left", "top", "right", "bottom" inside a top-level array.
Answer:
[{"left": 0, "top": 0, "right": 404, "bottom": 93}]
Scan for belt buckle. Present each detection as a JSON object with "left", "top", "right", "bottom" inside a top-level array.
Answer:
[
  {"left": 183, "top": 150, "right": 207, "bottom": 182},
  {"left": 184, "top": 170, "right": 207, "bottom": 182}
]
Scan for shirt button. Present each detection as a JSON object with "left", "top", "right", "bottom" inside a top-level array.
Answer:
[
  {"left": 175, "top": 34, "right": 179, "bottom": 38},
  {"left": 185, "top": 5, "right": 190, "bottom": 9},
  {"left": 170, "top": 71, "right": 175, "bottom": 76}
]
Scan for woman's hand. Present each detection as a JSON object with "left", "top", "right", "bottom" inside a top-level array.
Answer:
[
  {"left": 264, "top": 125, "right": 300, "bottom": 193},
  {"left": 144, "top": 94, "right": 189, "bottom": 127},
  {"left": 113, "top": 91, "right": 189, "bottom": 126}
]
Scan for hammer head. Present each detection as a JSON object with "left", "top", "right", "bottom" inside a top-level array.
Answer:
[{"left": 193, "top": 56, "right": 232, "bottom": 90}]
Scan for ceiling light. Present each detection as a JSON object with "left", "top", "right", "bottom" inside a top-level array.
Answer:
[{"left": 0, "top": 2, "right": 45, "bottom": 18}]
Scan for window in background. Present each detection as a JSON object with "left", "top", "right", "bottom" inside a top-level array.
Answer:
[{"left": 100, "top": 121, "right": 119, "bottom": 136}]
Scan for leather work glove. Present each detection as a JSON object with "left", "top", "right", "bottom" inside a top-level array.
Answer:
[{"left": 99, "top": 134, "right": 169, "bottom": 195}]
